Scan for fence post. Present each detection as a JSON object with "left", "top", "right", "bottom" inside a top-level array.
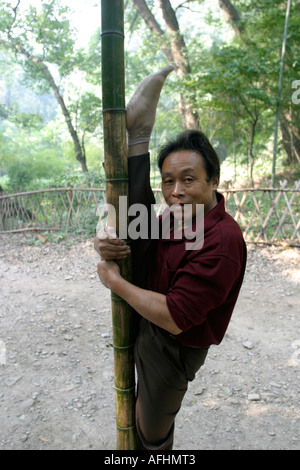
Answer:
[{"left": 67, "top": 188, "right": 73, "bottom": 228}]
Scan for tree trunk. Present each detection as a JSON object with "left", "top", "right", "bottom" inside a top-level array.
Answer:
[
  {"left": 132, "top": 0, "right": 200, "bottom": 130},
  {"left": 101, "top": 0, "right": 137, "bottom": 450},
  {"left": 248, "top": 119, "right": 258, "bottom": 185},
  {"left": 131, "top": 0, "right": 173, "bottom": 62},
  {"left": 0, "top": 39, "right": 88, "bottom": 173},
  {"left": 280, "top": 108, "right": 300, "bottom": 165},
  {"left": 218, "top": 0, "right": 244, "bottom": 39}
]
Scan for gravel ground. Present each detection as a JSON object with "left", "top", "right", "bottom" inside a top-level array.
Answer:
[{"left": 0, "top": 233, "right": 299, "bottom": 450}]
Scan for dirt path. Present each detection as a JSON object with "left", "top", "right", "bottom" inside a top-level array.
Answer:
[{"left": 0, "top": 233, "right": 299, "bottom": 450}]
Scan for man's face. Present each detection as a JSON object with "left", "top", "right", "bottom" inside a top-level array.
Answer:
[{"left": 161, "top": 150, "right": 219, "bottom": 221}]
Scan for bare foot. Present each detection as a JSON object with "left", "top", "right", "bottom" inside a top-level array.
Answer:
[{"left": 126, "top": 65, "right": 174, "bottom": 147}]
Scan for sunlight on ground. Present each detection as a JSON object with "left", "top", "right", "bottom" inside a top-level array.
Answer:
[{"left": 257, "top": 247, "right": 300, "bottom": 283}]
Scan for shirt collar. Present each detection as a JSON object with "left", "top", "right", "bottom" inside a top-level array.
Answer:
[{"left": 203, "top": 192, "right": 225, "bottom": 233}]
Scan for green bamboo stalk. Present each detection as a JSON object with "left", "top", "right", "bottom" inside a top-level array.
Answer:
[{"left": 101, "top": 0, "right": 137, "bottom": 450}]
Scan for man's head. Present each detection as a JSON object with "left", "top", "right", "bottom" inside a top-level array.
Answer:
[
  {"left": 157, "top": 130, "right": 220, "bottom": 217},
  {"left": 157, "top": 130, "right": 220, "bottom": 182}
]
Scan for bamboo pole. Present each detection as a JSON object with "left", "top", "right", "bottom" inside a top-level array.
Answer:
[{"left": 101, "top": 0, "right": 137, "bottom": 450}]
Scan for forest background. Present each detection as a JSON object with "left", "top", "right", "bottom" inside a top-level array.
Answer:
[{"left": 0, "top": 0, "right": 299, "bottom": 193}]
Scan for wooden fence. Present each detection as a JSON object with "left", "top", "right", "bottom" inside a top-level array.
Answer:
[{"left": 0, "top": 181, "right": 299, "bottom": 246}]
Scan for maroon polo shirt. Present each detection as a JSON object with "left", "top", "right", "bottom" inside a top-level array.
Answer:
[{"left": 148, "top": 192, "right": 247, "bottom": 348}]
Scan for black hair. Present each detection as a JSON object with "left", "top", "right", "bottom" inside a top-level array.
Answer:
[{"left": 157, "top": 130, "right": 220, "bottom": 182}]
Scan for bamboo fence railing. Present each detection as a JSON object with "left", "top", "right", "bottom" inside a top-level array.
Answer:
[{"left": 0, "top": 180, "right": 299, "bottom": 246}]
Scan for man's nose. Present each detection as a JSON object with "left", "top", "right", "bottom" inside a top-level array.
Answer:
[{"left": 172, "top": 181, "right": 185, "bottom": 198}]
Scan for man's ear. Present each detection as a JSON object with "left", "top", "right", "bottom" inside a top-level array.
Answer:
[{"left": 212, "top": 177, "right": 219, "bottom": 190}]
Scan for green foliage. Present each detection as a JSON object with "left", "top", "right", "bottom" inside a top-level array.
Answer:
[
  {"left": 6, "top": 159, "right": 35, "bottom": 189},
  {"left": 0, "top": 0, "right": 76, "bottom": 83},
  {"left": 9, "top": 110, "right": 44, "bottom": 130},
  {"left": 77, "top": 92, "right": 102, "bottom": 134},
  {"left": 46, "top": 169, "right": 105, "bottom": 189},
  {"left": 0, "top": 117, "right": 68, "bottom": 191},
  {"left": 0, "top": 0, "right": 104, "bottom": 175},
  {"left": 1, "top": 0, "right": 299, "bottom": 191},
  {"left": 3, "top": 151, "right": 68, "bottom": 191},
  {"left": 79, "top": 28, "right": 102, "bottom": 85}
]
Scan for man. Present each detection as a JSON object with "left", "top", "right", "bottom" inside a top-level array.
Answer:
[{"left": 95, "top": 67, "right": 247, "bottom": 450}]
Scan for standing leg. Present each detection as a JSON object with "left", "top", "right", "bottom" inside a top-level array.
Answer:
[{"left": 134, "top": 320, "right": 208, "bottom": 450}]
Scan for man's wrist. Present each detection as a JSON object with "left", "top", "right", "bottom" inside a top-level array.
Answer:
[{"left": 106, "top": 269, "right": 125, "bottom": 293}]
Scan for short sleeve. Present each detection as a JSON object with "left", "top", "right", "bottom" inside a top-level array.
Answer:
[{"left": 166, "top": 255, "right": 242, "bottom": 333}]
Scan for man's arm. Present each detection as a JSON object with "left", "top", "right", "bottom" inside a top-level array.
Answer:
[{"left": 97, "top": 260, "right": 182, "bottom": 336}]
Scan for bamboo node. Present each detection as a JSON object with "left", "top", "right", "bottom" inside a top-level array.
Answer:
[
  {"left": 116, "top": 424, "right": 136, "bottom": 431},
  {"left": 115, "top": 386, "right": 135, "bottom": 393},
  {"left": 113, "top": 343, "right": 135, "bottom": 350},
  {"left": 106, "top": 178, "right": 129, "bottom": 182},
  {"left": 111, "top": 294, "right": 129, "bottom": 303},
  {"left": 103, "top": 108, "right": 127, "bottom": 113},
  {"left": 101, "top": 31, "right": 125, "bottom": 38}
]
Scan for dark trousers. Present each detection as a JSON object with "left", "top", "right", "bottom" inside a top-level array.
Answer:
[{"left": 134, "top": 319, "right": 208, "bottom": 450}]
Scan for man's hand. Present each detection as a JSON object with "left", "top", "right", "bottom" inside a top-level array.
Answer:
[
  {"left": 94, "top": 226, "right": 131, "bottom": 261},
  {"left": 97, "top": 260, "right": 121, "bottom": 289}
]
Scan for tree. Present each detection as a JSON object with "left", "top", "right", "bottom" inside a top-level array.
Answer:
[
  {"left": 0, "top": 0, "right": 89, "bottom": 172},
  {"left": 196, "top": 42, "right": 274, "bottom": 184},
  {"left": 131, "top": 0, "right": 200, "bottom": 129},
  {"left": 218, "top": 0, "right": 244, "bottom": 39},
  {"left": 218, "top": 0, "right": 300, "bottom": 167}
]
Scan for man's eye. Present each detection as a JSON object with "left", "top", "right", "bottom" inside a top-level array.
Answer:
[
  {"left": 184, "top": 177, "right": 193, "bottom": 183},
  {"left": 163, "top": 179, "right": 173, "bottom": 185}
]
